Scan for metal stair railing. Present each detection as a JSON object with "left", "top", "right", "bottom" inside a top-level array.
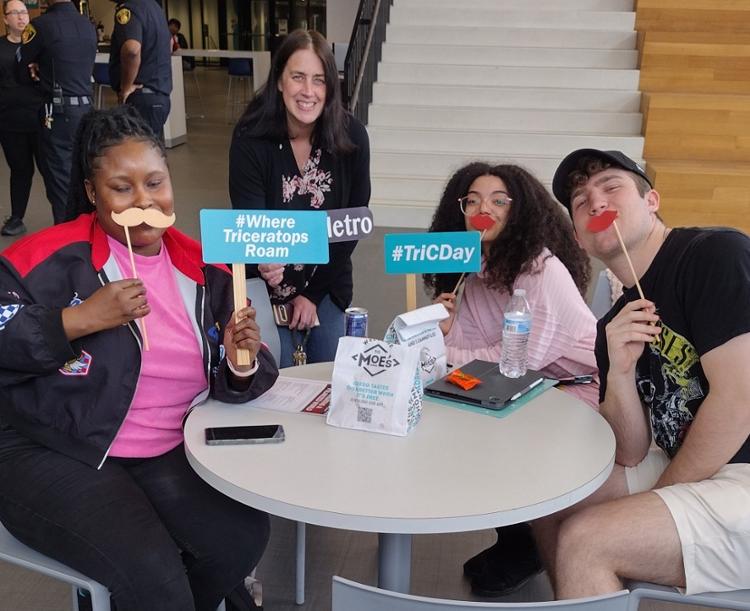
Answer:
[{"left": 343, "top": 0, "right": 393, "bottom": 124}]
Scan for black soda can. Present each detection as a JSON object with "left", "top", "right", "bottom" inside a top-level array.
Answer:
[{"left": 345, "top": 307, "right": 368, "bottom": 337}]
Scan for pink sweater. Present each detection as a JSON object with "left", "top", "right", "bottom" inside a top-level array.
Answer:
[
  {"left": 445, "top": 251, "right": 600, "bottom": 408},
  {"left": 108, "top": 237, "right": 208, "bottom": 457}
]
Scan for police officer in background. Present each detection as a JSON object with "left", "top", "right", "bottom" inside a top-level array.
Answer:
[
  {"left": 17, "top": 0, "right": 96, "bottom": 225},
  {"left": 109, "top": 0, "right": 172, "bottom": 138}
]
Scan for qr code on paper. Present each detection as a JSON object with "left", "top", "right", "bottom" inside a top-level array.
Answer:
[{"left": 357, "top": 406, "right": 372, "bottom": 423}]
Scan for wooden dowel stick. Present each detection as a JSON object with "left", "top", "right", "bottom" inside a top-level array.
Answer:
[
  {"left": 405, "top": 274, "right": 417, "bottom": 312},
  {"left": 123, "top": 226, "right": 150, "bottom": 351},
  {"left": 611, "top": 220, "right": 645, "bottom": 300},
  {"left": 232, "top": 263, "right": 251, "bottom": 366},
  {"left": 451, "top": 229, "right": 487, "bottom": 295}
]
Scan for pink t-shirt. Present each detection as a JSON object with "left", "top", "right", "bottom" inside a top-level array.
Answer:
[
  {"left": 107, "top": 236, "right": 208, "bottom": 457},
  {"left": 445, "top": 251, "right": 600, "bottom": 408}
]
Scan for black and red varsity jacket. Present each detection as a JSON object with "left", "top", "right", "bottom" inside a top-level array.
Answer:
[{"left": 0, "top": 213, "right": 278, "bottom": 469}]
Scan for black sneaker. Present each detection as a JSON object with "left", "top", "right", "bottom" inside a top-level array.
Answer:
[
  {"left": 1, "top": 216, "right": 27, "bottom": 236},
  {"left": 463, "top": 538, "right": 502, "bottom": 580},
  {"left": 468, "top": 523, "right": 543, "bottom": 597}
]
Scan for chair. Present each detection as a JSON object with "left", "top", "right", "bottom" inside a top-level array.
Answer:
[
  {"left": 0, "top": 521, "right": 232, "bottom": 610},
  {"left": 246, "top": 278, "right": 305, "bottom": 604},
  {"left": 92, "top": 63, "right": 111, "bottom": 110},
  {"left": 589, "top": 270, "right": 612, "bottom": 319},
  {"left": 332, "top": 576, "right": 631, "bottom": 611},
  {"left": 226, "top": 58, "right": 253, "bottom": 123},
  {"left": 183, "top": 63, "right": 206, "bottom": 120},
  {"left": 0, "top": 521, "right": 111, "bottom": 611},
  {"left": 629, "top": 582, "right": 750, "bottom": 611}
]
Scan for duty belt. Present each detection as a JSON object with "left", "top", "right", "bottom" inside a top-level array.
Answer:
[{"left": 52, "top": 96, "right": 91, "bottom": 106}]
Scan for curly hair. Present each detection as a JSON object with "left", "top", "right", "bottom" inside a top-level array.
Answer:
[
  {"left": 235, "top": 29, "right": 354, "bottom": 156},
  {"left": 65, "top": 106, "right": 166, "bottom": 222},
  {"left": 423, "top": 162, "right": 591, "bottom": 298}
]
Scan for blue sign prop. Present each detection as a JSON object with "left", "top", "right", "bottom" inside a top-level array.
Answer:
[
  {"left": 384, "top": 232, "right": 482, "bottom": 275},
  {"left": 200, "top": 209, "right": 330, "bottom": 264}
]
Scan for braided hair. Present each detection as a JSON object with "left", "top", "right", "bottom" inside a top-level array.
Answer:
[
  {"left": 423, "top": 162, "right": 591, "bottom": 298},
  {"left": 65, "top": 106, "right": 166, "bottom": 222}
]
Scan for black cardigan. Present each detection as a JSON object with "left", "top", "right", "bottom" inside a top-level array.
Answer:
[{"left": 228, "top": 115, "right": 371, "bottom": 310}]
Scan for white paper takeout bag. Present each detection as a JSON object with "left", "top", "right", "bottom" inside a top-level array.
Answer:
[{"left": 384, "top": 303, "right": 449, "bottom": 387}]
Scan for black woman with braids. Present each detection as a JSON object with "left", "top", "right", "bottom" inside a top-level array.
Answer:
[
  {"left": 0, "top": 106, "right": 276, "bottom": 611},
  {"left": 424, "top": 162, "right": 599, "bottom": 597}
]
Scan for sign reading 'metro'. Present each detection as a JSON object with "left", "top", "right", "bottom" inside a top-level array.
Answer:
[{"left": 200, "top": 209, "right": 330, "bottom": 264}]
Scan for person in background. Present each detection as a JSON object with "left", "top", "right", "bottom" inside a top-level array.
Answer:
[
  {"left": 16, "top": 0, "right": 96, "bottom": 225},
  {"left": 168, "top": 17, "right": 194, "bottom": 70},
  {"left": 0, "top": 0, "right": 43, "bottom": 236},
  {"left": 425, "top": 162, "right": 599, "bottom": 597},
  {"left": 109, "top": 0, "right": 172, "bottom": 138},
  {"left": 0, "top": 106, "right": 276, "bottom": 611},
  {"left": 229, "top": 29, "right": 370, "bottom": 368},
  {"left": 529, "top": 149, "right": 750, "bottom": 599}
]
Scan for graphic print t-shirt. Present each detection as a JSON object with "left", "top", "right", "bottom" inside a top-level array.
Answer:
[{"left": 595, "top": 227, "right": 750, "bottom": 463}]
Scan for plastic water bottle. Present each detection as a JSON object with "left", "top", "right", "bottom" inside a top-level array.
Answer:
[{"left": 499, "top": 289, "right": 531, "bottom": 378}]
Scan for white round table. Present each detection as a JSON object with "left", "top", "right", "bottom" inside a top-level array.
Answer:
[{"left": 185, "top": 362, "right": 614, "bottom": 593}]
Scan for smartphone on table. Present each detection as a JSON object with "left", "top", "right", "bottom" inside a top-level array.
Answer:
[{"left": 204, "top": 424, "right": 285, "bottom": 445}]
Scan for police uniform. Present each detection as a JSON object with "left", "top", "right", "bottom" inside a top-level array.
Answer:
[
  {"left": 17, "top": 1, "right": 96, "bottom": 225},
  {"left": 109, "top": 0, "right": 172, "bottom": 138}
]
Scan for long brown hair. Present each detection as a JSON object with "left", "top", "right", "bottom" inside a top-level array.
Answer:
[
  {"left": 235, "top": 29, "right": 354, "bottom": 155},
  {"left": 424, "top": 162, "right": 591, "bottom": 297}
]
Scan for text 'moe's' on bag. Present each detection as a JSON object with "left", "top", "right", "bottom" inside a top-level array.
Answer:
[{"left": 326, "top": 337, "right": 423, "bottom": 436}]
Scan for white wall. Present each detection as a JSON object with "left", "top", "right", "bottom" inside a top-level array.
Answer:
[{"left": 326, "top": 0, "right": 359, "bottom": 45}]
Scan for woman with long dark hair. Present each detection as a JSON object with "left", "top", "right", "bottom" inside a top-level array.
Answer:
[
  {"left": 229, "top": 29, "right": 370, "bottom": 368},
  {"left": 425, "top": 162, "right": 598, "bottom": 597}
]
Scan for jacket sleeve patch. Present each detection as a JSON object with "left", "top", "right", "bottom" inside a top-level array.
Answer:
[
  {"left": 0, "top": 304, "right": 23, "bottom": 330},
  {"left": 59, "top": 350, "right": 93, "bottom": 376},
  {"left": 115, "top": 7, "right": 131, "bottom": 24}
]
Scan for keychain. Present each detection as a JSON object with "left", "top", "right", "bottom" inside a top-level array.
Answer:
[
  {"left": 43, "top": 104, "right": 54, "bottom": 130},
  {"left": 291, "top": 329, "right": 311, "bottom": 366}
]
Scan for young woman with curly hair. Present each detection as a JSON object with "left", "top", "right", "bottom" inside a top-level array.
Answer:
[{"left": 425, "top": 162, "right": 599, "bottom": 598}]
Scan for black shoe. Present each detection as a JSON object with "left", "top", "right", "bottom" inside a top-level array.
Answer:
[
  {"left": 463, "top": 538, "right": 502, "bottom": 580},
  {"left": 469, "top": 524, "right": 543, "bottom": 598},
  {"left": 1, "top": 216, "right": 26, "bottom": 236}
]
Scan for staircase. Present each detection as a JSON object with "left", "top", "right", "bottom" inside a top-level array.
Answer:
[
  {"left": 636, "top": 0, "right": 750, "bottom": 233},
  {"left": 367, "top": 0, "right": 645, "bottom": 228}
]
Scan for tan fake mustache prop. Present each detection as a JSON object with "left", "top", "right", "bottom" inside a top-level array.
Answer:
[
  {"left": 108, "top": 208, "right": 177, "bottom": 351},
  {"left": 110, "top": 208, "right": 176, "bottom": 228}
]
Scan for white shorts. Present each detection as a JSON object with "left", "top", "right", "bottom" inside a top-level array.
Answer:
[{"left": 626, "top": 450, "right": 750, "bottom": 595}]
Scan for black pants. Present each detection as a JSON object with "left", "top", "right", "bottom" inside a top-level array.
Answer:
[
  {"left": 127, "top": 91, "right": 171, "bottom": 140},
  {"left": 0, "top": 430, "right": 269, "bottom": 611},
  {"left": 38, "top": 103, "right": 90, "bottom": 224},
  {"left": 0, "top": 128, "right": 43, "bottom": 220}
]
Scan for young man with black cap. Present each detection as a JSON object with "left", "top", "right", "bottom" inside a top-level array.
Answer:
[{"left": 530, "top": 149, "right": 750, "bottom": 598}]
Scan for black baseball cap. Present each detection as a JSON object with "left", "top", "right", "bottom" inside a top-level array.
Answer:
[{"left": 552, "top": 149, "right": 652, "bottom": 214}]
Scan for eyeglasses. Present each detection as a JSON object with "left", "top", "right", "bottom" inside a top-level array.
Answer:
[
  {"left": 458, "top": 194, "right": 512, "bottom": 216},
  {"left": 4, "top": 9, "right": 28, "bottom": 15}
]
